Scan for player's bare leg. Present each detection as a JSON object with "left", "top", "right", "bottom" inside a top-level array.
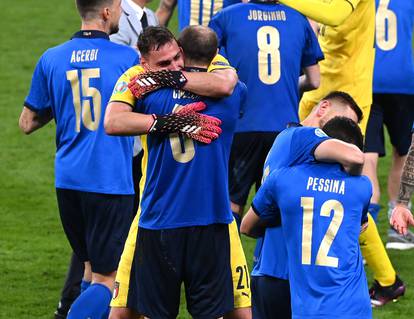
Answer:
[
  {"left": 92, "top": 270, "right": 116, "bottom": 290},
  {"left": 363, "top": 153, "right": 380, "bottom": 204},
  {"left": 388, "top": 148, "right": 406, "bottom": 205},
  {"left": 224, "top": 307, "right": 252, "bottom": 319},
  {"left": 109, "top": 307, "right": 142, "bottom": 319},
  {"left": 83, "top": 261, "right": 92, "bottom": 282}
]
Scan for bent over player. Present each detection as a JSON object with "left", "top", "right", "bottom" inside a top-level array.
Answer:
[
  {"left": 242, "top": 117, "right": 373, "bottom": 319},
  {"left": 279, "top": 0, "right": 405, "bottom": 304}
]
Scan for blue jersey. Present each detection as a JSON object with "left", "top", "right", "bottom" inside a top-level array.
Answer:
[
  {"left": 177, "top": 0, "right": 241, "bottom": 31},
  {"left": 373, "top": 0, "right": 414, "bottom": 94},
  {"left": 209, "top": 2, "right": 323, "bottom": 132},
  {"left": 253, "top": 163, "right": 372, "bottom": 319},
  {"left": 136, "top": 82, "right": 247, "bottom": 229},
  {"left": 24, "top": 31, "right": 139, "bottom": 194},
  {"left": 252, "top": 125, "right": 331, "bottom": 279}
]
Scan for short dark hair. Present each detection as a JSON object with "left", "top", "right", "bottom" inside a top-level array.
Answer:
[
  {"left": 75, "top": 0, "right": 113, "bottom": 20},
  {"left": 322, "top": 91, "right": 363, "bottom": 123},
  {"left": 178, "top": 26, "right": 218, "bottom": 65},
  {"left": 138, "top": 26, "right": 177, "bottom": 56},
  {"left": 322, "top": 116, "right": 364, "bottom": 151}
]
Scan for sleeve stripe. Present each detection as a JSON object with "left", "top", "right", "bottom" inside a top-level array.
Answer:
[
  {"left": 251, "top": 203, "right": 261, "bottom": 216},
  {"left": 24, "top": 101, "right": 50, "bottom": 111}
]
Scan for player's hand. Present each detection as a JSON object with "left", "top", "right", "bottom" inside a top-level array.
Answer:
[
  {"left": 390, "top": 204, "right": 414, "bottom": 235},
  {"left": 128, "top": 70, "right": 188, "bottom": 99},
  {"left": 148, "top": 102, "right": 222, "bottom": 144}
]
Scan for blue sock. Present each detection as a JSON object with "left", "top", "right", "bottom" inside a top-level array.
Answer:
[
  {"left": 368, "top": 203, "right": 381, "bottom": 223},
  {"left": 67, "top": 283, "right": 111, "bottom": 319},
  {"left": 81, "top": 279, "right": 91, "bottom": 293},
  {"left": 233, "top": 212, "right": 241, "bottom": 232}
]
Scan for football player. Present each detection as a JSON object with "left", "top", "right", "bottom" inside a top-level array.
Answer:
[
  {"left": 278, "top": 0, "right": 405, "bottom": 305},
  {"left": 208, "top": 0, "right": 323, "bottom": 231},
  {"left": 364, "top": 0, "right": 414, "bottom": 251},
  {"left": 106, "top": 27, "right": 250, "bottom": 318},
  {"left": 239, "top": 91, "right": 365, "bottom": 319},
  {"left": 242, "top": 117, "right": 372, "bottom": 319},
  {"left": 19, "top": 0, "right": 138, "bottom": 317}
]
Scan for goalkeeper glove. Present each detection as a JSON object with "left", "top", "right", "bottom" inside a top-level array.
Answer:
[
  {"left": 148, "top": 102, "right": 222, "bottom": 144},
  {"left": 129, "top": 70, "right": 188, "bottom": 99}
]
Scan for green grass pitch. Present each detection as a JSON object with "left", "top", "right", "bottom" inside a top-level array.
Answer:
[{"left": 0, "top": 1, "right": 413, "bottom": 317}]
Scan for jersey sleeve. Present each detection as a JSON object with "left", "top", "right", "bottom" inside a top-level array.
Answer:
[
  {"left": 24, "top": 54, "right": 51, "bottom": 112},
  {"left": 207, "top": 54, "right": 235, "bottom": 72},
  {"left": 252, "top": 171, "right": 281, "bottom": 225},
  {"left": 109, "top": 65, "right": 145, "bottom": 107},
  {"left": 301, "top": 19, "right": 324, "bottom": 68},
  {"left": 279, "top": 0, "right": 357, "bottom": 26},
  {"left": 289, "top": 127, "right": 331, "bottom": 165}
]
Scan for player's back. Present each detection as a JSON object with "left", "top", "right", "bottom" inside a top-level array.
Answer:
[
  {"left": 25, "top": 31, "right": 139, "bottom": 194},
  {"left": 177, "top": 0, "right": 241, "bottom": 31},
  {"left": 136, "top": 82, "right": 246, "bottom": 229},
  {"left": 273, "top": 163, "right": 372, "bottom": 319},
  {"left": 252, "top": 125, "right": 330, "bottom": 278},
  {"left": 209, "top": 2, "right": 323, "bottom": 133},
  {"left": 373, "top": 0, "right": 414, "bottom": 94},
  {"left": 302, "top": 0, "right": 375, "bottom": 109}
]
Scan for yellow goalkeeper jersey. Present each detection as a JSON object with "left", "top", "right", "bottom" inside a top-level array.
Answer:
[
  {"left": 300, "top": 0, "right": 375, "bottom": 122},
  {"left": 110, "top": 54, "right": 234, "bottom": 106}
]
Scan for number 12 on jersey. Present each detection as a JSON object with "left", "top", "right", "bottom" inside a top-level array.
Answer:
[{"left": 300, "top": 197, "right": 344, "bottom": 268}]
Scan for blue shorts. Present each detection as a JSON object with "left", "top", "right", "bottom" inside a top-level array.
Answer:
[
  {"left": 56, "top": 188, "right": 134, "bottom": 274},
  {"left": 229, "top": 132, "right": 279, "bottom": 206},
  {"left": 365, "top": 94, "right": 414, "bottom": 156},
  {"left": 251, "top": 275, "right": 291, "bottom": 319},
  {"left": 123, "top": 224, "right": 235, "bottom": 318}
]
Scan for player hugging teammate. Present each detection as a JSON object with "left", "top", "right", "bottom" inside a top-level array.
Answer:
[{"left": 20, "top": 0, "right": 414, "bottom": 318}]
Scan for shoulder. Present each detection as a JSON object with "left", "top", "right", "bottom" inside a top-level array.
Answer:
[
  {"left": 208, "top": 54, "right": 234, "bottom": 72},
  {"left": 121, "top": 64, "right": 145, "bottom": 79},
  {"left": 35, "top": 40, "right": 72, "bottom": 67}
]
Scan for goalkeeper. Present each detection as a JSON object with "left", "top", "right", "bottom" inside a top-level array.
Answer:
[{"left": 106, "top": 25, "right": 250, "bottom": 319}]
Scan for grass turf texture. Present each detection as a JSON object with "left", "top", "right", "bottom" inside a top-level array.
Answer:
[{"left": 0, "top": 1, "right": 412, "bottom": 317}]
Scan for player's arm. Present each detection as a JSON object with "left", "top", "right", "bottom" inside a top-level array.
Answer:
[
  {"left": 299, "top": 64, "right": 320, "bottom": 93},
  {"left": 105, "top": 101, "right": 222, "bottom": 143},
  {"left": 390, "top": 134, "right": 414, "bottom": 235},
  {"left": 182, "top": 68, "right": 238, "bottom": 97},
  {"left": 241, "top": 207, "right": 269, "bottom": 238},
  {"left": 19, "top": 106, "right": 53, "bottom": 134},
  {"left": 278, "top": 0, "right": 358, "bottom": 26},
  {"left": 314, "top": 139, "right": 364, "bottom": 175},
  {"left": 104, "top": 102, "right": 154, "bottom": 135},
  {"left": 156, "top": 0, "right": 177, "bottom": 27},
  {"left": 241, "top": 173, "right": 281, "bottom": 238},
  {"left": 130, "top": 56, "right": 238, "bottom": 98}
]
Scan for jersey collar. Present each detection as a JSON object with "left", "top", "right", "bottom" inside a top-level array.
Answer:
[
  {"left": 184, "top": 66, "right": 208, "bottom": 72},
  {"left": 71, "top": 30, "right": 109, "bottom": 40},
  {"left": 287, "top": 122, "right": 302, "bottom": 128}
]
